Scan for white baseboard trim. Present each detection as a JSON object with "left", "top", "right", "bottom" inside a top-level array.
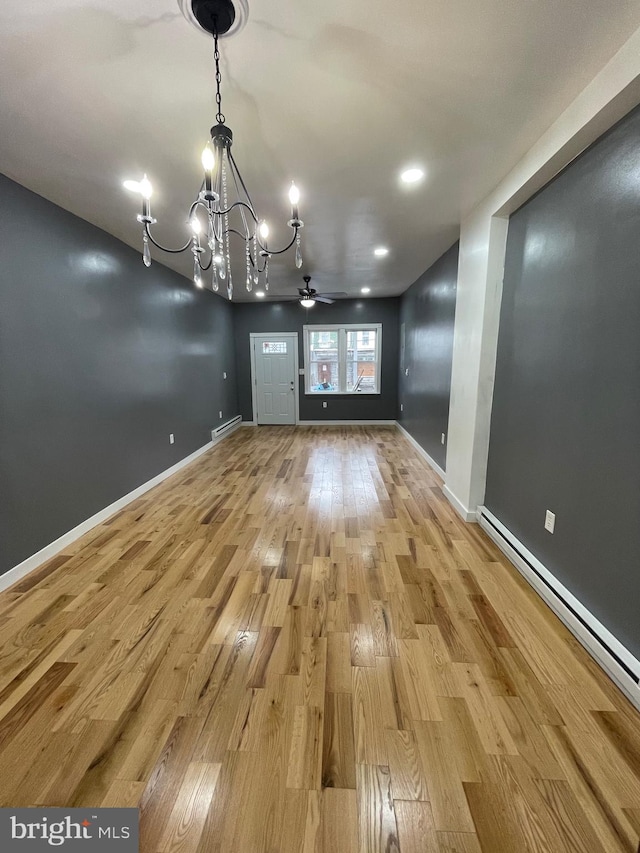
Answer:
[
  {"left": 297, "top": 420, "right": 396, "bottom": 426},
  {"left": 0, "top": 422, "right": 242, "bottom": 595},
  {"left": 241, "top": 421, "right": 257, "bottom": 426},
  {"left": 478, "top": 505, "right": 640, "bottom": 711},
  {"left": 442, "top": 485, "right": 477, "bottom": 522},
  {"left": 395, "top": 423, "right": 446, "bottom": 480}
]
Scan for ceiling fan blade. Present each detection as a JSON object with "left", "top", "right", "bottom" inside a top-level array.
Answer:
[
  {"left": 314, "top": 296, "right": 335, "bottom": 304},
  {"left": 316, "top": 292, "right": 347, "bottom": 298},
  {"left": 265, "top": 295, "right": 299, "bottom": 300}
]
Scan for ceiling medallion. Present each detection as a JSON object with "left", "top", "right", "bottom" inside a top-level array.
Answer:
[{"left": 124, "top": 0, "right": 304, "bottom": 300}]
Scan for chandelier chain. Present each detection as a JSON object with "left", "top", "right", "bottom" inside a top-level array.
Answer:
[{"left": 213, "top": 27, "right": 225, "bottom": 125}]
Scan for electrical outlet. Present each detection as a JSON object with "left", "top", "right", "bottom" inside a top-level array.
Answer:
[
  {"left": 223, "top": 372, "right": 227, "bottom": 380},
  {"left": 169, "top": 434, "right": 175, "bottom": 445},
  {"left": 219, "top": 411, "right": 223, "bottom": 419},
  {"left": 441, "top": 433, "right": 446, "bottom": 445},
  {"left": 322, "top": 401, "right": 328, "bottom": 408},
  {"left": 544, "top": 510, "right": 556, "bottom": 533},
  {"left": 400, "top": 403, "right": 403, "bottom": 412},
  {"left": 405, "top": 367, "right": 409, "bottom": 376}
]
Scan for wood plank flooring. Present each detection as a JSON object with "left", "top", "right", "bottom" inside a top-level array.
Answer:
[{"left": 0, "top": 425, "right": 639, "bottom": 852}]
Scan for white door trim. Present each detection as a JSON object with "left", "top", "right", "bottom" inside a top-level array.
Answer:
[{"left": 249, "top": 332, "right": 299, "bottom": 426}]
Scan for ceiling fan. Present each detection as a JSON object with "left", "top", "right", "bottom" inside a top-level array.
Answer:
[{"left": 267, "top": 276, "right": 347, "bottom": 307}]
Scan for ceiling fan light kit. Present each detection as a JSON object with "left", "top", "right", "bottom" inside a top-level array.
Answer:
[
  {"left": 124, "top": 0, "right": 304, "bottom": 301},
  {"left": 267, "top": 275, "right": 346, "bottom": 308}
]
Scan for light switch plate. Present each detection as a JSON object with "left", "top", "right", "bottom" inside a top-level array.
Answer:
[{"left": 544, "top": 510, "right": 556, "bottom": 533}]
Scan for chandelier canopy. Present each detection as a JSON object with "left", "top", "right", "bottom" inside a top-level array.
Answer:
[{"left": 124, "top": 0, "right": 304, "bottom": 300}]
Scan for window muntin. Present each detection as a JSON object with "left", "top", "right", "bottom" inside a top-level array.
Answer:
[{"left": 304, "top": 324, "right": 382, "bottom": 394}]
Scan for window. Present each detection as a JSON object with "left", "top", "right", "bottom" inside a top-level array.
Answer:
[
  {"left": 262, "top": 341, "right": 288, "bottom": 354},
  {"left": 304, "top": 324, "right": 382, "bottom": 394}
]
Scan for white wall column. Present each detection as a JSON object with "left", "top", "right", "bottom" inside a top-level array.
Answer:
[
  {"left": 443, "top": 26, "right": 640, "bottom": 520},
  {"left": 444, "top": 213, "right": 508, "bottom": 520}
]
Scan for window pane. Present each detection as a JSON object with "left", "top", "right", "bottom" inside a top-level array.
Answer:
[
  {"left": 347, "top": 361, "right": 378, "bottom": 392},
  {"left": 262, "top": 341, "right": 287, "bottom": 354},
  {"left": 346, "top": 329, "right": 377, "bottom": 361},
  {"left": 309, "top": 360, "right": 338, "bottom": 391},
  {"left": 346, "top": 329, "right": 378, "bottom": 391},
  {"left": 309, "top": 330, "right": 338, "bottom": 358}
]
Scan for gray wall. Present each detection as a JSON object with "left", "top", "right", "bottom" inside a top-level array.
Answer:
[
  {"left": 398, "top": 243, "right": 458, "bottom": 469},
  {"left": 485, "top": 104, "right": 640, "bottom": 660},
  {"left": 0, "top": 174, "right": 238, "bottom": 576},
  {"left": 233, "top": 298, "right": 400, "bottom": 422}
]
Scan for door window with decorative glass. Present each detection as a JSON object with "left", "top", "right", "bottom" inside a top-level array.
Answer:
[{"left": 303, "top": 324, "right": 381, "bottom": 394}]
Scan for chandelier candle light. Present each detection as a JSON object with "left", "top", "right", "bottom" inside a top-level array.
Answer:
[{"left": 124, "top": 0, "right": 304, "bottom": 300}]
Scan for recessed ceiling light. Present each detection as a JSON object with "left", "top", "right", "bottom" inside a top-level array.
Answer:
[
  {"left": 361, "top": 287, "right": 371, "bottom": 294},
  {"left": 374, "top": 247, "right": 389, "bottom": 257},
  {"left": 255, "top": 291, "right": 265, "bottom": 298},
  {"left": 400, "top": 167, "right": 424, "bottom": 184}
]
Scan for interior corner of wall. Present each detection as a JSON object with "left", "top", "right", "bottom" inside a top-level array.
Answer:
[{"left": 442, "top": 484, "right": 477, "bottom": 523}]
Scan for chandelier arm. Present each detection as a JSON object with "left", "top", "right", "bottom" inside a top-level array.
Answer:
[
  {"left": 191, "top": 198, "right": 210, "bottom": 217},
  {"left": 222, "top": 228, "right": 267, "bottom": 271},
  {"left": 144, "top": 223, "right": 192, "bottom": 254},
  {"left": 226, "top": 150, "right": 299, "bottom": 254},
  {"left": 216, "top": 199, "right": 259, "bottom": 221},
  {"left": 257, "top": 227, "right": 299, "bottom": 256},
  {"left": 227, "top": 227, "right": 253, "bottom": 240},
  {"left": 228, "top": 160, "right": 253, "bottom": 240},
  {"left": 228, "top": 150, "right": 257, "bottom": 210}
]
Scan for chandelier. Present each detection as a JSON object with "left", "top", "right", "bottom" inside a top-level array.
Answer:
[{"left": 123, "top": 0, "right": 304, "bottom": 300}]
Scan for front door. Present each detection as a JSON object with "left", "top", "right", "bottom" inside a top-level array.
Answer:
[{"left": 252, "top": 334, "right": 297, "bottom": 425}]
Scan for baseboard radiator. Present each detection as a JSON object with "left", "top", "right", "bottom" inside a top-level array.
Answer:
[
  {"left": 213, "top": 415, "right": 242, "bottom": 439},
  {"left": 477, "top": 506, "right": 640, "bottom": 711}
]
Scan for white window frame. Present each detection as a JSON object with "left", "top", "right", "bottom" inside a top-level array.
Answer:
[{"left": 303, "top": 323, "right": 382, "bottom": 395}]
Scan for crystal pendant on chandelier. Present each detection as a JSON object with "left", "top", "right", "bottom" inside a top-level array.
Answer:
[
  {"left": 212, "top": 262, "right": 219, "bottom": 291},
  {"left": 245, "top": 242, "right": 252, "bottom": 291},
  {"left": 253, "top": 233, "right": 259, "bottom": 285},
  {"left": 142, "top": 233, "right": 151, "bottom": 267},
  {"left": 193, "top": 253, "right": 202, "bottom": 288},
  {"left": 295, "top": 234, "right": 303, "bottom": 269}
]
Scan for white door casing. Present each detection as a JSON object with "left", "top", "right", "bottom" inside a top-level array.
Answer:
[{"left": 250, "top": 333, "right": 299, "bottom": 425}]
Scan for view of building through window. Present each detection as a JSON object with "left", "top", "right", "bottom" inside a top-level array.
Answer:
[{"left": 305, "top": 325, "right": 381, "bottom": 393}]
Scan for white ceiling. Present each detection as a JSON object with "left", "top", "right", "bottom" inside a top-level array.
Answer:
[{"left": 2, "top": 0, "right": 640, "bottom": 301}]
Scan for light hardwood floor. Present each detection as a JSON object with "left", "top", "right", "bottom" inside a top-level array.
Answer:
[{"left": 0, "top": 425, "right": 639, "bottom": 852}]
